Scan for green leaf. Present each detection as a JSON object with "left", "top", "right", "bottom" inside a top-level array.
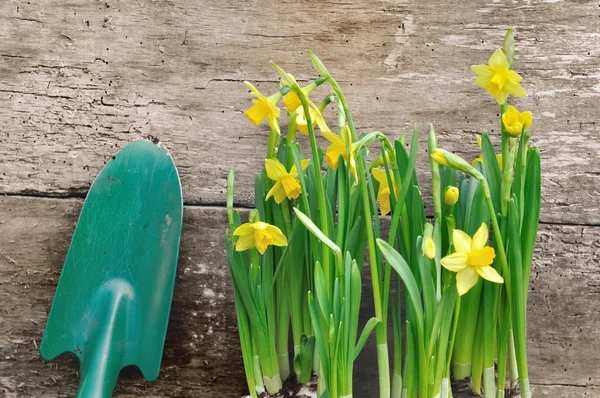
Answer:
[
  {"left": 503, "top": 28, "right": 515, "bottom": 69},
  {"left": 294, "top": 207, "right": 342, "bottom": 261},
  {"left": 294, "top": 334, "right": 316, "bottom": 384},
  {"left": 314, "top": 261, "right": 331, "bottom": 322},
  {"left": 354, "top": 317, "right": 381, "bottom": 360},
  {"left": 416, "top": 236, "right": 436, "bottom": 340},
  {"left": 376, "top": 239, "right": 424, "bottom": 341},
  {"left": 308, "top": 291, "right": 331, "bottom": 380},
  {"left": 521, "top": 147, "right": 540, "bottom": 300},
  {"left": 480, "top": 133, "right": 502, "bottom": 215}
]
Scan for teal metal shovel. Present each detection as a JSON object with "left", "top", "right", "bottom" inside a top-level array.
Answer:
[{"left": 40, "top": 140, "right": 183, "bottom": 397}]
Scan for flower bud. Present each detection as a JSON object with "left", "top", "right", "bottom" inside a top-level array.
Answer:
[
  {"left": 422, "top": 223, "right": 436, "bottom": 260},
  {"left": 249, "top": 209, "right": 261, "bottom": 223},
  {"left": 444, "top": 186, "right": 459, "bottom": 207}
]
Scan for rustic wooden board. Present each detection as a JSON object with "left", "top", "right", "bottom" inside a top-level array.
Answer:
[
  {"left": 0, "top": 196, "right": 597, "bottom": 397},
  {"left": 1, "top": 0, "right": 598, "bottom": 396},
  {"left": 1, "top": 0, "right": 599, "bottom": 225}
]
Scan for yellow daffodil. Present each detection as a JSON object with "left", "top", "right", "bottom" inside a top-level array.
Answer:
[
  {"left": 423, "top": 237, "right": 436, "bottom": 260},
  {"left": 472, "top": 154, "right": 503, "bottom": 172},
  {"left": 323, "top": 126, "right": 358, "bottom": 180},
  {"left": 233, "top": 221, "right": 288, "bottom": 255},
  {"left": 471, "top": 49, "right": 526, "bottom": 105},
  {"left": 431, "top": 149, "right": 450, "bottom": 167},
  {"left": 295, "top": 105, "right": 330, "bottom": 136},
  {"left": 441, "top": 223, "right": 503, "bottom": 295},
  {"left": 282, "top": 80, "right": 317, "bottom": 112},
  {"left": 422, "top": 222, "right": 436, "bottom": 259},
  {"left": 502, "top": 105, "right": 532, "bottom": 137},
  {"left": 371, "top": 168, "right": 398, "bottom": 216},
  {"left": 444, "top": 186, "right": 459, "bottom": 207},
  {"left": 265, "top": 158, "right": 310, "bottom": 204},
  {"left": 244, "top": 81, "right": 282, "bottom": 135}
]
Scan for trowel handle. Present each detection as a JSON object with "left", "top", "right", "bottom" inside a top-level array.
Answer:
[{"left": 75, "top": 352, "right": 121, "bottom": 398}]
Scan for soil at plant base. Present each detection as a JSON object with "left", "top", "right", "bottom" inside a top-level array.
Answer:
[
  {"left": 244, "top": 376, "right": 522, "bottom": 397},
  {"left": 452, "top": 379, "right": 522, "bottom": 397},
  {"left": 243, "top": 374, "right": 318, "bottom": 398}
]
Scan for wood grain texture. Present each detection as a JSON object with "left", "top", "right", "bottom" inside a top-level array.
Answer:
[
  {"left": 1, "top": 0, "right": 599, "bottom": 224},
  {"left": 1, "top": 0, "right": 599, "bottom": 396},
  {"left": 0, "top": 197, "right": 598, "bottom": 397}
]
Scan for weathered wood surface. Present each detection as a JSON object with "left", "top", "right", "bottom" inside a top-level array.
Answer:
[
  {"left": 1, "top": 197, "right": 598, "bottom": 397},
  {"left": 1, "top": 0, "right": 599, "bottom": 396},
  {"left": 1, "top": 0, "right": 599, "bottom": 224}
]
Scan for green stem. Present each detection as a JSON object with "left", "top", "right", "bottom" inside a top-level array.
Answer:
[
  {"left": 508, "top": 329, "right": 518, "bottom": 384},
  {"left": 500, "top": 103, "right": 508, "bottom": 173},
  {"left": 267, "top": 128, "right": 279, "bottom": 159},
  {"left": 334, "top": 77, "right": 390, "bottom": 398},
  {"left": 428, "top": 126, "right": 443, "bottom": 301}
]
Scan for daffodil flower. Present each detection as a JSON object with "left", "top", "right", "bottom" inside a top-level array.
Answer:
[
  {"left": 265, "top": 158, "right": 310, "bottom": 204},
  {"left": 431, "top": 149, "right": 450, "bottom": 167},
  {"left": 323, "top": 126, "right": 358, "bottom": 180},
  {"left": 233, "top": 221, "right": 288, "bottom": 255},
  {"left": 282, "top": 80, "right": 317, "bottom": 112},
  {"left": 371, "top": 168, "right": 398, "bottom": 216},
  {"left": 444, "top": 186, "right": 459, "bottom": 207},
  {"left": 502, "top": 105, "right": 532, "bottom": 137},
  {"left": 295, "top": 105, "right": 330, "bottom": 136},
  {"left": 471, "top": 49, "right": 526, "bottom": 105},
  {"left": 423, "top": 237, "right": 436, "bottom": 260},
  {"left": 441, "top": 223, "right": 504, "bottom": 296},
  {"left": 244, "top": 81, "right": 282, "bottom": 135}
]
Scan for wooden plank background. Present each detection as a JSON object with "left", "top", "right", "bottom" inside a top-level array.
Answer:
[{"left": 1, "top": 0, "right": 598, "bottom": 396}]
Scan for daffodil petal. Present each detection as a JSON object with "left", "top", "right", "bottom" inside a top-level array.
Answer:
[
  {"left": 266, "top": 181, "right": 283, "bottom": 202},
  {"left": 273, "top": 184, "right": 287, "bottom": 204},
  {"left": 505, "top": 69, "right": 523, "bottom": 84},
  {"left": 245, "top": 100, "right": 271, "bottom": 126},
  {"left": 379, "top": 191, "right": 391, "bottom": 216},
  {"left": 441, "top": 253, "right": 468, "bottom": 272},
  {"left": 456, "top": 268, "right": 479, "bottom": 296},
  {"left": 474, "top": 75, "right": 492, "bottom": 89},
  {"left": 504, "top": 80, "right": 527, "bottom": 98},
  {"left": 322, "top": 130, "right": 343, "bottom": 145},
  {"left": 453, "top": 229, "right": 472, "bottom": 254},
  {"left": 488, "top": 49, "right": 508, "bottom": 69},
  {"left": 235, "top": 233, "right": 255, "bottom": 252},
  {"left": 267, "top": 225, "right": 288, "bottom": 246},
  {"left": 265, "top": 159, "right": 287, "bottom": 181},
  {"left": 476, "top": 266, "right": 504, "bottom": 284},
  {"left": 471, "top": 64, "right": 494, "bottom": 77},
  {"left": 283, "top": 92, "right": 301, "bottom": 112},
  {"left": 371, "top": 168, "right": 389, "bottom": 186},
  {"left": 233, "top": 223, "right": 254, "bottom": 236},
  {"left": 244, "top": 81, "right": 263, "bottom": 98},
  {"left": 472, "top": 223, "right": 489, "bottom": 251},
  {"left": 493, "top": 89, "right": 509, "bottom": 105},
  {"left": 267, "top": 112, "right": 281, "bottom": 135},
  {"left": 290, "top": 159, "right": 310, "bottom": 177},
  {"left": 521, "top": 111, "right": 533, "bottom": 129}
]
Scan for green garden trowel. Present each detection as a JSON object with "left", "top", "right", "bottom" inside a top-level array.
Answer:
[{"left": 40, "top": 140, "right": 183, "bottom": 397}]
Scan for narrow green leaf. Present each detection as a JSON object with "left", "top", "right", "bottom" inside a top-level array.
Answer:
[
  {"left": 480, "top": 133, "right": 502, "bottom": 215},
  {"left": 308, "top": 291, "right": 331, "bottom": 380},
  {"left": 354, "top": 317, "right": 381, "bottom": 360},
  {"left": 522, "top": 147, "right": 540, "bottom": 300},
  {"left": 377, "top": 239, "right": 424, "bottom": 340},
  {"left": 294, "top": 207, "right": 342, "bottom": 260}
]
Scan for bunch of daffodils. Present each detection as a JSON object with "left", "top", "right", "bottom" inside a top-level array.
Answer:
[{"left": 225, "top": 29, "right": 539, "bottom": 398}]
